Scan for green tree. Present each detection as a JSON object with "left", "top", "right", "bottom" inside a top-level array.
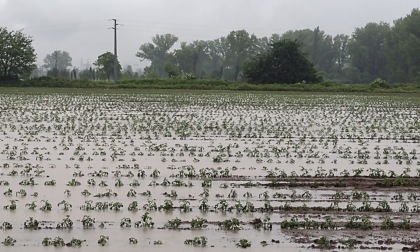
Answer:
[
  {"left": 136, "top": 34, "right": 178, "bottom": 77},
  {"left": 386, "top": 8, "right": 420, "bottom": 82},
  {"left": 79, "top": 67, "right": 97, "bottom": 80},
  {"left": 225, "top": 30, "right": 258, "bottom": 80},
  {"left": 30, "top": 66, "right": 46, "bottom": 78},
  {"left": 348, "top": 22, "right": 391, "bottom": 82},
  {"left": 280, "top": 28, "right": 338, "bottom": 79},
  {"left": 332, "top": 34, "right": 350, "bottom": 72},
  {"left": 94, "top": 52, "right": 121, "bottom": 81},
  {"left": 207, "top": 38, "right": 229, "bottom": 79},
  {"left": 256, "top": 34, "right": 281, "bottom": 54},
  {"left": 121, "top": 65, "right": 137, "bottom": 80},
  {"left": 0, "top": 27, "right": 36, "bottom": 80},
  {"left": 174, "top": 40, "right": 209, "bottom": 78},
  {"left": 242, "top": 40, "right": 322, "bottom": 84},
  {"left": 43, "top": 50, "right": 72, "bottom": 77}
]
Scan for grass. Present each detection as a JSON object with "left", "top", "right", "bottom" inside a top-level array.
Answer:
[{"left": 0, "top": 77, "right": 419, "bottom": 93}]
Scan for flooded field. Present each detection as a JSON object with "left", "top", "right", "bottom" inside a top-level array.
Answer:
[{"left": 0, "top": 89, "right": 419, "bottom": 251}]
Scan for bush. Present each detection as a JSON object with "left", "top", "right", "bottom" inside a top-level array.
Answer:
[{"left": 371, "top": 78, "right": 391, "bottom": 89}]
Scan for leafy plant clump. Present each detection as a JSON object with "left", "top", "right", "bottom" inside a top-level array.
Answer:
[
  {"left": 184, "top": 236, "right": 207, "bottom": 246},
  {"left": 236, "top": 239, "right": 251, "bottom": 248},
  {"left": 2, "top": 236, "right": 16, "bottom": 246}
]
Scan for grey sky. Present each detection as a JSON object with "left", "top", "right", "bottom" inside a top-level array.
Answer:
[{"left": 1, "top": 0, "right": 419, "bottom": 71}]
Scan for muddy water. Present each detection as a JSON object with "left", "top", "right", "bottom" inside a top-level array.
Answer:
[{"left": 0, "top": 91, "right": 419, "bottom": 251}]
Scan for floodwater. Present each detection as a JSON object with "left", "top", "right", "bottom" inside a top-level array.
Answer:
[{"left": 0, "top": 90, "right": 419, "bottom": 251}]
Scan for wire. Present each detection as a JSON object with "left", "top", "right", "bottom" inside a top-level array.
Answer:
[
  {"left": 21, "top": 20, "right": 109, "bottom": 32},
  {"left": 20, "top": 18, "right": 277, "bottom": 42}
]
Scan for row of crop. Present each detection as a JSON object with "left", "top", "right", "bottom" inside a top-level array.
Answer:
[
  {"left": 4, "top": 197, "right": 420, "bottom": 214},
  {"left": 1, "top": 214, "right": 413, "bottom": 232}
]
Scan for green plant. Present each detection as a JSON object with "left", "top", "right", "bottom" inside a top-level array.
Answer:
[
  {"left": 120, "top": 217, "right": 131, "bottom": 227},
  {"left": 321, "top": 216, "right": 335, "bottom": 230},
  {"left": 352, "top": 168, "right": 364, "bottom": 177},
  {"left": 236, "top": 239, "right": 251, "bottom": 248},
  {"left": 129, "top": 237, "right": 138, "bottom": 244},
  {"left": 1, "top": 236, "right": 16, "bottom": 246},
  {"left": 399, "top": 202, "right": 409, "bottom": 212},
  {"left": 39, "top": 200, "right": 52, "bottom": 211},
  {"left": 97, "top": 235, "right": 109, "bottom": 246},
  {"left": 184, "top": 236, "right": 207, "bottom": 246},
  {"left": 371, "top": 78, "right": 390, "bottom": 88},
  {"left": 58, "top": 200, "right": 72, "bottom": 211},
  {"left": 317, "top": 236, "right": 330, "bottom": 249},
  {"left": 110, "top": 202, "right": 123, "bottom": 211},
  {"left": 199, "top": 199, "right": 210, "bottom": 212},
  {"left": 150, "top": 169, "right": 160, "bottom": 178},
  {"left": 128, "top": 201, "right": 139, "bottom": 211},
  {"left": 381, "top": 216, "right": 395, "bottom": 230},
  {"left": 281, "top": 216, "right": 298, "bottom": 229},
  {"left": 191, "top": 217, "right": 207, "bottom": 229},
  {"left": 66, "top": 178, "right": 81, "bottom": 186},
  {"left": 134, "top": 212, "right": 154, "bottom": 228},
  {"left": 56, "top": 215, "right": 73, "bottom": 229},
  {"left": 357, "top": 201, "right": 373, "bottom": 212},
  {"left": 345, "top": 215, "right": 372, "bottom": 230},
  {"left": 3, "top": 199, "right": 18, "bottom": 210},
  {"left": 143, "top": 200, "right": 157, "bottom": 211},
  {"left": 81, "top": 215, "right": 95, "bottom": 228},
  {"left": 0, "top": 222, "right": 12, "bottom": 230},
  {"left": 220, "top": 217, "right": 240, "bottom": 231},
  {"left": 42, "top": 236, "right": 65, "bottom": 247},
  {"left": 399, "top": 218, "right": 411, "bottom": 229},
  {"left": 165, "top": 217, "right": 182, "bottom": 229},
  {"left": 343, "top": 238, "right": 356, "bottom": 249},
  {"left": 201, "top": 178, "right": 212, "bottom": 188},
  {"left": 263, "top": 201, "right": 274, "bottom": 212},
  {"left": 215, "top": 199, "right": 230, "bottom": 212},
  {"left": 159, "top": 199, "right": 174, "bottom": 211},
  {"left": 250, "top": 217, "right": 272, "bottom": 231},
  {"left": 69, "top": 238, "right": 85, "bottom": 246},
  {"left": 376, "top": 200, "right": 391, "bottom": 212},
  {"left": 24, "top": 217, "right": 39, "bottom": 229}
]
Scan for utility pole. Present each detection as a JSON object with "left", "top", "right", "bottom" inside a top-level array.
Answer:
[
  {"left": 111, "top": 19, "right": 119, "bottom": 83},
  {"left": 54, "top": 51, "right": 59, "bottom": 77}
]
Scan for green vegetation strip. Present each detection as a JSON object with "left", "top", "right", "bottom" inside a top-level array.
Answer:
[{"left": 0, "top": 78, "right": 419, "bottom": 93}]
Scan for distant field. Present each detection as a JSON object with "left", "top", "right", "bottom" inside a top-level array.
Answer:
[{"left": 0, "top": 90, "right": 419, "bottom": 251}]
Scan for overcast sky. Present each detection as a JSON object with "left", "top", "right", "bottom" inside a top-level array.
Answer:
[{"left": 1, "top": 0, "right": 419, "bottom": 71}]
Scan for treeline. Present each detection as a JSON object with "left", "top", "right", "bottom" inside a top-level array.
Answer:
[
  {"left": 2, "top": 9, "right": 420, "bottom": 85},
  {"left": 135, "top": 8, "right": 420, "bottom": 84}
]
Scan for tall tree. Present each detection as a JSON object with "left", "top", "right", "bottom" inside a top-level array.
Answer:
[
  {"left": 225, "top": 30, "right": 258, "bottom": 80},
  {"left": 207, "top": 37, "right": 229, "bottom": 79},
  {"left": 348, "top": 22, "right": 391, "bottom": 82},
  {"left": 281, "top": 29, "right": 315, "bottom": 55},
  {"left": 332, "top": 34, "right": 350, "bottom": 72},
  {"left": 174, "top": 42, "right": 195, "bottom": 75},
  {"left": 256, "top": 34, "right": 281, "bottom": 54},
  {"left": 43, "top": 50, "right": 72, "bottom": 73},
  {"left": 0, "top": 27, "right": 36, "bottom": 80},
  {"left": 174, "top": 40, "right": 208, "bottom": 77},
  {"left": 136, "top": 34, "right": 178, "bottom": 77},
  {"left": 94, "top": 52, "right": 121, "bottom": 81},
  {"left": 280, "top": 28, "right": 337, "bottom": 78},
  {"left": 386, "top": 8, "right": 420, "bottom": 82}
]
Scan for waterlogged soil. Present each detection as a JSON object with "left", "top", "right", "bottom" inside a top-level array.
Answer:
[{"left": 0, "top": 89, "right": 419, "bottom": 251}]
